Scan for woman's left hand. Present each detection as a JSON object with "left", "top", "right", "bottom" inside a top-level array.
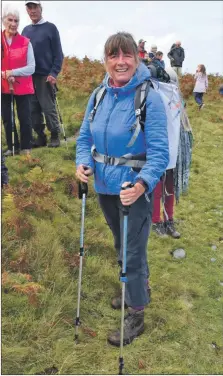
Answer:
[{"left": 120, "top": 182, "right": 145, "bottom": 206}]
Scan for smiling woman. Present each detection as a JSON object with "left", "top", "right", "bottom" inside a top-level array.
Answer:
[
  {"left": 1, "top": 4, "right": 35, "bottom": 156},
  {"left": 104, "top": 32, "right": 139, "bottom": 87},
  {"left": 75, "top": 31, "right": 169, "bottom": 349}
]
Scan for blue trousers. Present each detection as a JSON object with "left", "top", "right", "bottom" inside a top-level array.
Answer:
[
  {"left": 98, "top": 192, "right": 153, "bottom": 307},
  {"left": 194, "top": 92, "right": 204, "bottom": 106}
]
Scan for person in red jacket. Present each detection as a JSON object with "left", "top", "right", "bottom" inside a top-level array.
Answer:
[
  {"left": 137, "top": 39, "right": 147, "bottom": 59},
  {"left": 1, "top": 5, "right": 35, "bottom": 156}
]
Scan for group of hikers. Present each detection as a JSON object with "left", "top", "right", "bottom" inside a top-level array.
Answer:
[{"left": 1, "top": 1, "right": 221, "bottom": 351}]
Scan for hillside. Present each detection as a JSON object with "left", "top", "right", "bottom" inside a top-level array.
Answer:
[{"left": 1, "top": 58, "right": 223, "bottom": 375}]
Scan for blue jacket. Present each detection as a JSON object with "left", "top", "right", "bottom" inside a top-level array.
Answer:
[{"left": 76, "top": 63, "right": 169, "bottom": 195}]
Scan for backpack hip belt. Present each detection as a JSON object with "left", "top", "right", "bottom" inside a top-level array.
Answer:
[{"left": 91, "top": 145, "right": 146, "bottom": 168}]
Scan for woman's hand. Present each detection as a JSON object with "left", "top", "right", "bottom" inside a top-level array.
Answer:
[
  {"left": 76, "top": 164, "right": 93, "bottom": 183},
  {"left": 5, "top": 70, "right": 13, "bottom": 79},
  {"left": 120, "top": 181, "right": 145, "bottom": 206}
]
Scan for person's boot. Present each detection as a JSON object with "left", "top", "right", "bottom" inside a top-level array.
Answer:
[
  {"left": 4, "top": 149, "right": 20, "bottom": 157},
  {"left": 31, "top": 132, "right": 47, "bottom": 148},
  {"left": 152, "top": 222, "right": 168, "bottom": 237},
  {"left": 107, "top": 307, "right": 144, "bottom": 346},
  {"left": 165, "top": 219, "right": 181, "bottom": 239},
  {"left": 48, "top": 132, "right": 60, "bottom": 148}
]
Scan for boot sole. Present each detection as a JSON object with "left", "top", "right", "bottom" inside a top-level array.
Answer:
[{"left": 107, "top": 325, "right": 144, "bottom": 347}]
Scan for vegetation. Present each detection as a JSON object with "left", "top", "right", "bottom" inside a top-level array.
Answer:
[{"left": 1, "top": 57, "right": 223, "bottom": 375}]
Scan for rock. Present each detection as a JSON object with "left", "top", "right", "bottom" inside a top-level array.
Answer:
[
  {"left": 211, "top": 258, "right": 216, "bottom": 262},
  {"left": 171, "top": 249, "right": 186, "bottom": 259},
  {"left": 211, "top": 245, "right": 217, "bottom": 251},
  {"left": 219, "top": 282, "right": 223, "bottom": 287}
]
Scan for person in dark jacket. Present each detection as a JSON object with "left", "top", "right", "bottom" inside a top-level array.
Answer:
[
  {"left": 167, "top": 41, "right": 185, "bottom": 77},
  {"left": 22, "top": 0, "right": 64, "bottom": 148},
  {"left": 76, "top": 32, "right": 169, "bottom": 346}
]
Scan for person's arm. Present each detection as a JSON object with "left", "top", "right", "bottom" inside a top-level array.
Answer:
[
  {"left": 49, "top": 24, "right": 64, "bottom": 78},
  {"left": 167, "top": 49, "right": 174, "bottom": 61},
  {"left": 205, "top": 75, "right": 208, "bottom": 90},
  {"left": 181, "top": 48, "right": 185, "bottom": 62},
  {"left": 134, "top": 88, "right": 169, "bottom": 193},
  {"left": 11, "top": 42, "right": 35, "bottom": 76},
  {"left": 75, "top": 89, "right": 98, "bottom": 170}
]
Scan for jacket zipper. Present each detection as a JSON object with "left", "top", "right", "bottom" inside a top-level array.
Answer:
[{"left": 102, "top": 92, "right": 118, "bottom": 189}]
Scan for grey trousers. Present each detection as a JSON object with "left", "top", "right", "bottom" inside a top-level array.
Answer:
[
  {"left": 98, "top": 192, "right": 153, "bottom": 307},
  {"left": 31, "top": 75, "right": 60, "bottom": 135}
]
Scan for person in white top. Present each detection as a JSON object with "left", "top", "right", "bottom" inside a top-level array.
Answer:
[{"left": 193, "top": 64, "right": 208, "bottom": 110}]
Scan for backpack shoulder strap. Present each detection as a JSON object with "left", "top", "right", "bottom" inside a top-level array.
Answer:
[
  {"left": 88, "top": 86, "right": 107, "bottom": 132},
  {"left": 127, "top": 80, "right": 151, "bottom": 148}
]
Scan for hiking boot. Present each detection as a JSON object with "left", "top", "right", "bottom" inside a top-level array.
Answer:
[
  {"left": 111, "top": 286, "right": 151, "bottom": 310},
  {"left": 31, "top": 133, "right": 47, "bottom": 148},
  {"left": 20, "top": 149, "right": 31, "bottom": 155},
  {"left": 48, "top": 133, "right": 60, "bottom": 148},
  {"left": 165, "top": 220, "right": 181, "bottom": 239},
  {"left": 107, "top": 307, "right": 144, "bottom": 347},
  {"left": 152, "top": 222, "right": 168, "bottom": 237},
  {"left": 4, "top": 149, "right": 20, "bottom": 157}
]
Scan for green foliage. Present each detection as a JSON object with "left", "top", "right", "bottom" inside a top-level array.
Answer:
[{"left": 1, "top": 59, "right": 223, "bottom": 375}]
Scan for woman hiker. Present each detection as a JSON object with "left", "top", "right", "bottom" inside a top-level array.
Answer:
[
  {"left": 152, "top": 67, "right": 193, "bottom": 238},
  {"left": 1, "top": 5, "right": 35, "bottom": 156},
  {"left": 75, "top": 31, "right": 169, "bottom": 346}
]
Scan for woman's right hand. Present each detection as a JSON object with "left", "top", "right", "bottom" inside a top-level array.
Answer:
[{"left": 76, "top": 164, "right": 93, "bottom": 183}]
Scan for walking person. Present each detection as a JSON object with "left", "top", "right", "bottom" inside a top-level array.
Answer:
[
  {"left": 152, "top": 67, "right": 193, "bottom": 238},
  {"left": 22, "top": 0, "right": 64, "bottom": 148},
  {"left": 193, "top": 64, "right": 208, "bottom": 110},
  {"left": 1, "top": 5, "right": 35, "bottom": 157},
  {"left": 76, "top": 32, "right": 169, "bottom": 346},
  {"left": 167, "top": 41, "right": 185, "bottom": 77}
]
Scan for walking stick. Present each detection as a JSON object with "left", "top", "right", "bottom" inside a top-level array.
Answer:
[
  {"left": 75, "top": 173, "right": 88, "bottom": 343},
  {"left": 119, "top": 183, "right": 134, "bottom": 375},
  {"left": 9, "top": 81, "right": 15, "bottom": 156},
  {"left": 54, "top": 85, "right": 68, "bottom": 149}
]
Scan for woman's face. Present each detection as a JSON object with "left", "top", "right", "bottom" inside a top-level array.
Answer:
[
  {"left": 4, "top": 14, "right": 19, "bottom": 35},
  {"left": 105, "top": 49, "right": 138, "bottom": 87}
]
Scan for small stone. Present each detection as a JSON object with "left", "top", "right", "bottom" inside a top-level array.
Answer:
[
  {"left": 219, "top": 282, "right": 223, "bottom": 287},
  {"left": 211, "top": 258, "right": 216, "bottom": 262},
  {"left": 211, "top": 245, "right": 217, "bottom": 251},
  {"left": 172, "top": 249, "right": 186, "bottom": 259}
]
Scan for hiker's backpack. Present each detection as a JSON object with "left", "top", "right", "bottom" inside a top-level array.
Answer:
[
  {"left": 89, "top": 73, "right": 181, "bottom": 171},
  {"left": 147, "top": 61, "right": 170, "bottom": 83}
]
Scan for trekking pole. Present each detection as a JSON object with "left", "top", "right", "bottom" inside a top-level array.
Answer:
[
  {"left": 54, "top": 85, "right": 68, "bottom": 150},
  {"left": 9, "top": 81, "right": 15, "bottom": 156},
  {"left": 119, "top": 183, "right": 134, "bottom": 376},
  {"left": 75, "top": 170, "right": 88, "bottom": 343}
]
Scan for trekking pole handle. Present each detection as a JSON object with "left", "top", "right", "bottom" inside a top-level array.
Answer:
[
  {"left": 78, "top": 167, "right": 88, "bottom": 199},
  {"left": 121, "top": 183, "right": 134, "bottom": 215}
]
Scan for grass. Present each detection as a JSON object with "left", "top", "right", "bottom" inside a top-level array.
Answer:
[{"left": 1, "top": 62, "right": 223, "bottom": 375}]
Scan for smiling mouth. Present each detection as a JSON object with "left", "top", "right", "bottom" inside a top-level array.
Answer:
[{"left": 116, "top": 68, "right": 128, "bottom": 73}]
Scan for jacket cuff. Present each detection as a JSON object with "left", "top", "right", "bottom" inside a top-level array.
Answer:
[{"left": 135, "top": 179, "right": 149, "bottom": 192}]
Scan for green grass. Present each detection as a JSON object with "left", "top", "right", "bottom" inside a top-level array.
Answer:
[{"left": 1, "top": 86, "right": 223, "bottom": 375}]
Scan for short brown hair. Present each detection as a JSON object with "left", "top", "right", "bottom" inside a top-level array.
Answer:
[{"left": 104, "top": 32, "right": 139, "bottom": 62}]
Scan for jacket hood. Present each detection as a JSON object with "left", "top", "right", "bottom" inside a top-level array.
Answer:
[{"left": 103, "top": 62, "right": 151, "bottom": 94}]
